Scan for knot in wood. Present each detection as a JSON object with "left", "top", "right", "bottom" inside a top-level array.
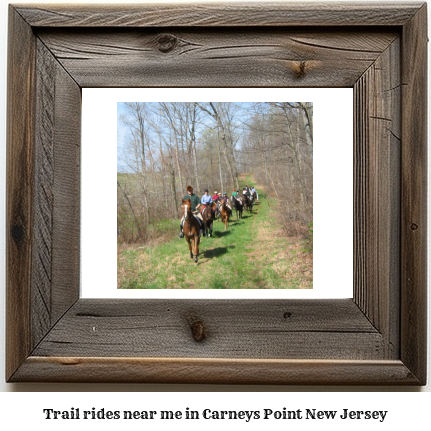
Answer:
[
  {"left": 11, "top": 222, "right": 25, "bottom": 246},
  {"left": 186, "top": 314, "right": 206, "bottom": 342},
  {"left": 156, "top": 34, "right": 178, "bottom": 53},
  {"left": 293, "top": 61, "right": 307, "bottom": 79},
  {"left": 411, "top": 223, "right": 419, "bottom": 231}
]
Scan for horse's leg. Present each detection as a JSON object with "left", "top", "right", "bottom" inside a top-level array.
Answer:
[
  {"left": 186, "top": 237, "right": 193, "bottom": 259},
  {"left": 194, "top": 235, "right": 200, "bottom": 263}
]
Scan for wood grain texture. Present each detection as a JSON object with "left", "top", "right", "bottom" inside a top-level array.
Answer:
[
  {"left": 32, "top": 40, "right": 56, "bottom": 347},
  {"left": 32, "top": 299, "right": 384, "bottom": 360},
  {"left": 353, "top": 38, "right": 401, "bottom": 359},
  {"left": 12, "top": 357, "right": 420, "bottom": 385},
  {"left": 15, "top": 2, "right": 423, "bottom": 27},
  {"left": 37, "top": 29, "right": 398, "bottom": 88},
  {"left": 400, "top": 3, "right": 428, "bottom": 385},
  {"left": 6, "top": 7, "right": 36, "bottom": 381},
  {"left": 31, "top": 39, "right": 81, "bottom": 349},
  {"left": 6, "top": 2, "right": 427, "bottom": 385},
  {"left": 50, "top": 52, "right": 81, "bottom": 325}
]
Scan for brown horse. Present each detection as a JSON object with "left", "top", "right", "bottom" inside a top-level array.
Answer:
[
  {"left": 244, "top": 195, "right": 253, "bottom": 213},
  {"left": 231, "top": 195, "right": 244, "bottom": 220},
  {"left": 220, "top": 199, "right": 231, "bottom": 230},
  {"left": 181, "top": 198, "right": 201, "bottom": 263},
  {"left": 201, "top": 201, "right": 216, "bottom": 237}
]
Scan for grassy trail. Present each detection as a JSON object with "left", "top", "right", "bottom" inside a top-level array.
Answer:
[{"left": 118, "top": 175, "right": 312, "bottom": 289}]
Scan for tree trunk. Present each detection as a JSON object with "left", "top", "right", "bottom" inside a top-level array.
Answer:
[
  {"left": 218, "top": 133, "right": 224, "bottom": 193},
  {"left": 117, "top": 181, "right": 143, "bottom": 239}
]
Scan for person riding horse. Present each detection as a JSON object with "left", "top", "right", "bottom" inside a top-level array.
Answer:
[
  {"left": 231, "top": 189, "right": 244, "bottom": 220},
  {"left": 179, "top": 185, "right": 202, "bottom": 238},
  {"left": 221, "top": 192, "right": 232, "bottom": 214},
  {"left": 213, "top": 191, "right": 223, "bottom": 218},
  {"left": 251, "top": 186, "right": 258, "bottom": 200},
  {"left": 200, "top": 189, "right": 215, "bottom": 237},
  {"left": 200, "top": 189, "right": 214, "bottom": 217}
]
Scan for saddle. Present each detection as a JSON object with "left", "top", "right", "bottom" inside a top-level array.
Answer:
[{"left": 182, "top": 213, "right": 202, "bottom": 226}]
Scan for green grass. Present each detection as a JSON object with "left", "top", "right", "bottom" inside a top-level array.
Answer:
[{"left": 117, "top": 175, "right": 312, "bottom": 289}]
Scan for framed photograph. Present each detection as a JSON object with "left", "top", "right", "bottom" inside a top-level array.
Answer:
[
  {"left": 6, "top": 2, "right": 427, "bottom": 384},
  {"left": 81, "top": 87, "right": 352, "bottom": 299}
]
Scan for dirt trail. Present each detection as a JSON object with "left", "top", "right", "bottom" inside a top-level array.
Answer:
[{"left": 239, "top": 175, "right": 313, "bottom": 289}]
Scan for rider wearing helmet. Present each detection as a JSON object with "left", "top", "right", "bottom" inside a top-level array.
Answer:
[
  {"left": 201, "top": 189, "right": 214, "bottom": 217},
  {"left": 201, "top": 188, "right": 212, "bottom": 205}
]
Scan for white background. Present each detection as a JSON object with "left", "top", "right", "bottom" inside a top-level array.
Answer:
[
  {"left": 81, "top": 88, "right": 353, "bottom": 299},
  {"left": 0, "top": 0, "right": 430, "bottom": 425}
]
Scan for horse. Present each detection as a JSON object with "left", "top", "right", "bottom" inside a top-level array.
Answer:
[
  {"left": 201, "top": 201, "right": 216, "bottom": 237},
  {"left": 181, "top": 198, "right": 201, "bottom": 263},
  {"left": 232, "top": 195, "right": 244, "bottom": 220},
  {"left": 214, "top": 199, "right": 221, "bottom": 220},
  {"left": 244, "top": 194, "right": 253, "bottom": 213},
  {"left": 220, "top": 198, "right": 231, "bottom": 230}
]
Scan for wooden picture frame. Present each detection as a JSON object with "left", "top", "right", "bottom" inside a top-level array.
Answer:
[{"left": 6, "top": 2, "right": 427, "bottom": 385}]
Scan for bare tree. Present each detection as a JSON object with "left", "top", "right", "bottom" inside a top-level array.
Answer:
[
  {"left": 194, "top": 102, "right": 240, "bottom": 191},
  {"left": 117, "top": 101, "right": 313, "bottom": 243},
  {"left": 122, "top": 102, "right": 150, "bottom": 223}
]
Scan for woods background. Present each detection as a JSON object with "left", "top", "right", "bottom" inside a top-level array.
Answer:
[{"left": 117, "top": 102, "right": 313, "bottom": 244}]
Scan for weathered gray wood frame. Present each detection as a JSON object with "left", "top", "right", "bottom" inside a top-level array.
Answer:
[{"left": 6, "top": 2, "right": 427, "bottom": 385}]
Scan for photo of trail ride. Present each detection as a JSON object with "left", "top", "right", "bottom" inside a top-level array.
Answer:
[{"left": 117, "top": 102, "right": 313, "bottom": 289}]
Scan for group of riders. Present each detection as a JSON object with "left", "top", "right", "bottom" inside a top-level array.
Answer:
[{"left": 179, "top": 184, "right": 257, "bottom": 238}]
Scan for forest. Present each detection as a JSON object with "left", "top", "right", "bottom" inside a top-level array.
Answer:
[{"left": 117, "top": 101, "right": 313, "bottom": 289}]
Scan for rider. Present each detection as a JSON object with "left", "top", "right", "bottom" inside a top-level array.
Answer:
[
  {"left": 231, "top": 189, "right": 237, "bottom": 205},
  {"left": 221, "top": 192, "right": 232, "bottom": 214},
  {"left": 201, "top": 189, "right": 213, "bottom": 206},
  {"left": 212, "top": 190, "right": 219, "bottom": 201},
  {"left": 179, "top": 185, "right": 202, "bottom": 238},
  {"left": 201, "top": 189, "right": 213, "bottom": 217}
]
